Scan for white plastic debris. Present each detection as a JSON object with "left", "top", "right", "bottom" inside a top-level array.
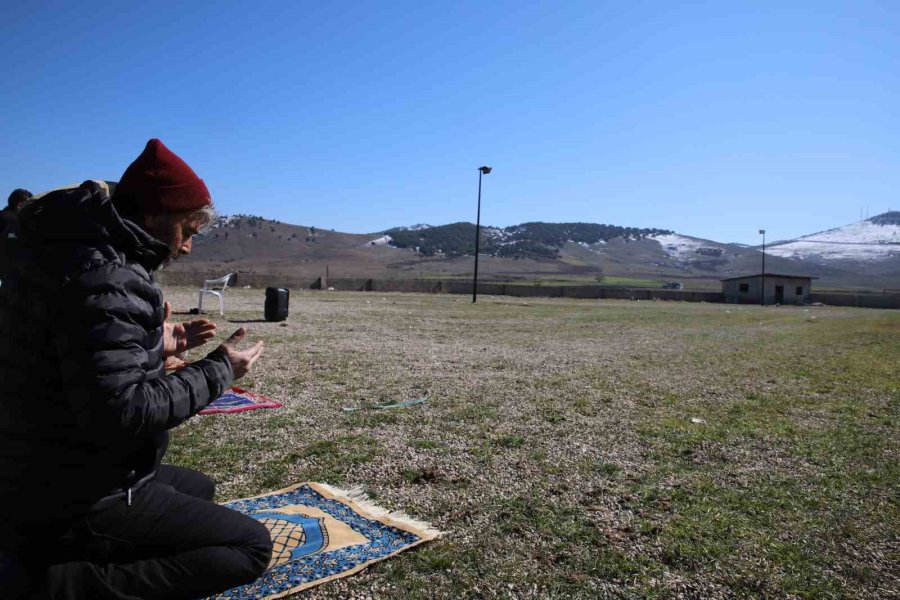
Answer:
[{"left": 690, "top": 417, "right": 706, "bottom": 424}]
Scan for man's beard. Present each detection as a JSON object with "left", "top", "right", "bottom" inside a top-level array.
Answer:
[{"left": 158, "top": 246, "right": 181, "bottom": 269}]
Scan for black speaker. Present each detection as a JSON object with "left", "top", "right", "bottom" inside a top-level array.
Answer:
[{"left": 265, "top": 287, "right": 289, "bottom": 322}]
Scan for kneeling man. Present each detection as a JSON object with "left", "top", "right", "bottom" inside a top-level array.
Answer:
[{"left": 0, "top": 139, "right": 271, "bottom": 599}]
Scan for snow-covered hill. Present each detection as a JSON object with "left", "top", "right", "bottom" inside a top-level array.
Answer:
[
  {"left": 766, "top": 212, "right": 900, "bottom": 262},
  {"left": 362, "top": 234, "right": 396, "bottom": 247},
  {"left": 649, "top": 233, "right": 730, "bottom": 260}
]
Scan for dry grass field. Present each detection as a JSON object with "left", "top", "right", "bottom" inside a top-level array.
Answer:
[{"left": 162, "top": 286, "right": 899, "bottom": 599}]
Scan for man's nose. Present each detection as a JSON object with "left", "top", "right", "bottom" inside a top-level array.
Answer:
[{"left": 181, "top": 237, "right": 193, "bottom": 255}]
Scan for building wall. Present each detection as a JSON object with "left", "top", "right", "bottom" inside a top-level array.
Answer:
[{"left": 723, "top": 277, "right": 812, "bottom": 305}]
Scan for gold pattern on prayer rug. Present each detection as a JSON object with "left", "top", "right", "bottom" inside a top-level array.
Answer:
[
  {"left": 209, "top": 482, "right": 441, "bottom": 599},
  {"left": 258, "top": 505, "right": 368, "bottom": 568}
]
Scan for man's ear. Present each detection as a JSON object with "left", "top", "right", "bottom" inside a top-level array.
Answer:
[
  {"left": 142, "top": 212, "right": 172, "bottom": 238},
  {"left": 143, "top": 213, "right": 163, "bottom": 230}
]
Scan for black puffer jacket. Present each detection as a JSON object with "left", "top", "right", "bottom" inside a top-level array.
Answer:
[
  {"left": 0, "top": 209, "right": 15, "bottom": 237},
  {"left": 0, "top": 181, "right": 232, "bottom": 533}
]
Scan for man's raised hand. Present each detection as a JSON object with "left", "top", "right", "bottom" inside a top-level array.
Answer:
[
  {"left": 163, "top": 301, "right": 217, "bottom": 357},
  {"left": 217, "top": 327, "right": 264, "bottom": 380}
]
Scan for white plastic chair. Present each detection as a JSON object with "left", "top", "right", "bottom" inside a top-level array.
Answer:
[{"left": 198, "top": 273, "right": 233, "bottom": 315}]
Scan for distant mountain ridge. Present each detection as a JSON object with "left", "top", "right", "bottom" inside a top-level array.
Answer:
[
  {"left": 171, "top": 212, "right": 900, "bottom": 290},
  {"left": 383, "top": 221, "right": 672, "bottom": 259}
]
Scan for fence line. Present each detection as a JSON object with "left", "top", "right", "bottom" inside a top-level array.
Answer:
[{"left": 156, "top": 272, "right": 899, "bottom": 309}]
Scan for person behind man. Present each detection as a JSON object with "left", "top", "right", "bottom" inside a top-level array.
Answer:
[
  {"left": 0, "top": 188, "right": 32, "bottom": 235},
  {"left": 0, "top": 139, "right": 272, "bottom": 599},
  {"left": 6, "top": 188, "right": 32, "bottom": 211}
]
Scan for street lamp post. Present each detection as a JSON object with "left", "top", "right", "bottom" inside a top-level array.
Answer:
[
  {"left": 759, "top": 229, "right": 766, "bottom": 306},
  {"left": 472, "top": 166, "right": 492, "bottom": 303}
]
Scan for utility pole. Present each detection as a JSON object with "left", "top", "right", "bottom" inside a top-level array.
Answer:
[
  {"left": 759, "top": 229, "right": 766, "bottom": 306},
  {"left": 472, "top": 166, "right": 492, "bottom": 303}
]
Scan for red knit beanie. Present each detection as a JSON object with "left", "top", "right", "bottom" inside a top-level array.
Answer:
[{"left": 115, "top": 139, "right": 211, "bottom": 213}]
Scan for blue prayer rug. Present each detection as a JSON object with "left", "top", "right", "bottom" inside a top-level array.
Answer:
[
  {"left": 208, "top": 482, "right": 442, "bottom": 599},
  {"left": 199, "top": 387, "right": 283, "bottom": 415}
]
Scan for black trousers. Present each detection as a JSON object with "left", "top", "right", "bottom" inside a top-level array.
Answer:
[{"left": 29, "top": 466, "right": 273, "bottom": 600}]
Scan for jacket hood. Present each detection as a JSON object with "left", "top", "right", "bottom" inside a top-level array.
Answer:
[{"left": 17, "top": 180, "right": 171, "bottom": 271}]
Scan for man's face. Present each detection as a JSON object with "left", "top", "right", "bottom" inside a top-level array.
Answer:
[{"left": 144, "top": 211, "right": 205, "bottom": 263}]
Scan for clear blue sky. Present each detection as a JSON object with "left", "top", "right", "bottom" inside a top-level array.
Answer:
[{"left": 2, "top": 1, "right": 897, "bottom": 244}]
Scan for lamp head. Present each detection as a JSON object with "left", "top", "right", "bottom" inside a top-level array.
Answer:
[
  {"left": 478, "top": 166, "right": 492, "bottom": 174},
  {"left": 759, "top": 229, "right": 766, "bottom": 235}
]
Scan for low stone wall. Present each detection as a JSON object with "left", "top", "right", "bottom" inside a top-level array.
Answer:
[
  {"left": 373, "top": 279, "right": 443, "bottom": 293},
  {"left": 156, "top": 271, "right": 319, "bottom": 289},
  {"left": 810, "top": 292, "right": 900, "bottom": 309},
  {"left": 157, "top": 272, "right": 896, "bottom": 308}
]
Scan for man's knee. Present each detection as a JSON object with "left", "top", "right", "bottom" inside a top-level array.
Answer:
[
  {"left": 238, "top": 518, "right": 273, "bottom": 581},
  {"left": 192, "top": 472, "right": 216, "bottom": 502},
  {"left": 157, "top": 465, "right": 216, "bottom": 501}
]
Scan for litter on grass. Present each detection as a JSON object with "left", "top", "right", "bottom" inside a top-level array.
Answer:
[{"left": 343, "top": 396, "right": 429, "bottom": 412}]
